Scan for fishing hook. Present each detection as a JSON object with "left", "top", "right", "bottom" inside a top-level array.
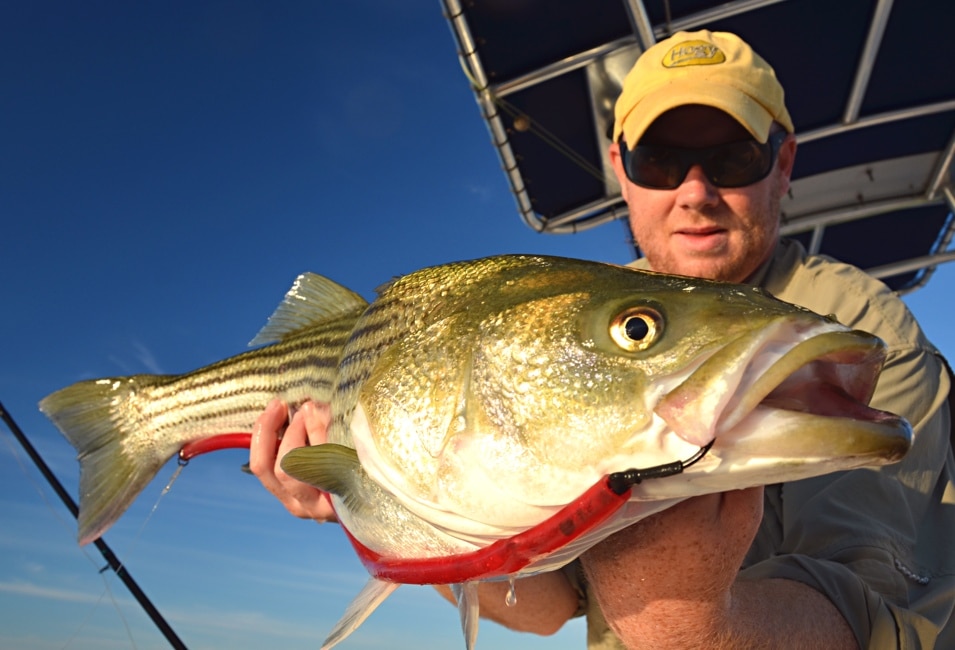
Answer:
[{"left": 607, "top": 441, "right": 714, "bottom": 495}]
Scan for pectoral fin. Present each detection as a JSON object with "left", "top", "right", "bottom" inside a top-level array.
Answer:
[{"left": 280, "top": 444, "right": 370, "bottom": 517}]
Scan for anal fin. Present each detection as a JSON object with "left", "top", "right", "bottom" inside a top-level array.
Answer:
[
  {"left": 450, "top": 581, "right": 480, "bottom": 650},
  {"left": 321, "top": 577, "right": 400, "bottom": 650}
]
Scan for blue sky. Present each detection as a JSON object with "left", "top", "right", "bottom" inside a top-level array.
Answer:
[{"left": 1, "top": 3, "right": 952, "bottom": 649}]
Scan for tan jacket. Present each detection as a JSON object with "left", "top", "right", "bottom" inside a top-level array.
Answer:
[{"left": 578, "top": 239, "right": 955, "bottom": 649}]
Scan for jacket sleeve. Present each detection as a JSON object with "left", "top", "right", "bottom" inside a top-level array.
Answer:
[{"left": 739, "top": 342, "right": 955, "bottom": 649}]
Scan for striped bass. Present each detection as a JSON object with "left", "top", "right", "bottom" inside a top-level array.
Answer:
[{"left": 40, "top": 254, "right": 911, "bottom": 649}]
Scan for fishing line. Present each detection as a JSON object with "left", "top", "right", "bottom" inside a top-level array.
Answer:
[
  {"left": 0, "top": 410, "right": 139, "bottom": 648},
  {"left": 0, "top": 414, "right": 73, "bottom": 531},
  {"left": 58, "top": 581, "right": 138, "bottom": 650},
  {"left": 0, "top": 400, "right": 188, "bottom": 649},
  {"left": 123, "top": 463, "right": 187, "bottom": 563}
]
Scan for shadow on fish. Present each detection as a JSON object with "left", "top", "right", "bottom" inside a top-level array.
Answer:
[{"left": 40, "top": 254, "right": 911, "bottom": 649}]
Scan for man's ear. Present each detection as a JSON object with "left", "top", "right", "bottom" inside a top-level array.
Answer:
[
  {"left": 775, "top": 134, "right": 797, "bottom": 196},
  {"left": 608, "top": 141, "right": 630, "bottom": 199}
]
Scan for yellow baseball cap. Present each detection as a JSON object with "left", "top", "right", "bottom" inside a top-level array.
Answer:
[{"left": 613, "top": 30, "right": 794, "bottom": 146}]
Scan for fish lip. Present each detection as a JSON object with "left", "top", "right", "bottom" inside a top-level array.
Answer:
[
  {"left": 654, "top": 315, "right": 901, "bottom": 447},
  {"left": 718, "top": 328, "right": 891, "bottom": 432}
]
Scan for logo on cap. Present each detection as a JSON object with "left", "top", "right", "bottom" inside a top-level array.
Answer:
[{"left": 662, "top": 40, "right": 726, "bottom": 68}]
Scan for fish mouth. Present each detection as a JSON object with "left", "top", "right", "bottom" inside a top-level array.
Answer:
[{"left": 654, "top": 316, "right": 912, "bottom": 465}]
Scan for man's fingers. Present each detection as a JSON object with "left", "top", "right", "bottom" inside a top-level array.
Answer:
[
  {"left": 249, "top": 398, "right": 287, "bottom": 477},
  {"left": 277, "top": 407, "right": 309, "bottom": 459},
  {"left": 301, "top": 401, "right": 331, "bottom": 446},
  {"left": 247, "top": 399, "right": 339, "bottom": 523}
]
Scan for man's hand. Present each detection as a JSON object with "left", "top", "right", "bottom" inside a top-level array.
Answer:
[
  {"left": 580, "top": 488, "right": 763, "bottom": 648},
  {"left": 248, "top": 398, "right": 338, "bottom": 522}
]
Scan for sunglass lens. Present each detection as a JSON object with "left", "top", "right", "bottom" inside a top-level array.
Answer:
[
  {"left": 625, "top": 147, "right": 686, "bottom": 189},
  {"left": 705, "top": 141, "right": 770, "bottom": 187}
]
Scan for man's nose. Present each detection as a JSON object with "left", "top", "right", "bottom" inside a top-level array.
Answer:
[{"left": 675, "top": 165, "right": 720, "bottom": 209}]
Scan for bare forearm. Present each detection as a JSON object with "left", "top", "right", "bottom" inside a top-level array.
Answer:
[
  {"left": 602, "top": 577, "right": 857, "bottom": 650},
  {"left": 579, "top": 493, "right": 858, "bottom": 649},
  {"left": 434, "top": 571, "right": 579, "bottom": 636},
  {"left": 725, "top": 578, "right": 857, "bottom": 650}
]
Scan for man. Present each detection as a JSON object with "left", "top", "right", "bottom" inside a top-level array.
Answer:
[{"left": 250, "top": 30, "right": 955, "bottom": 649}]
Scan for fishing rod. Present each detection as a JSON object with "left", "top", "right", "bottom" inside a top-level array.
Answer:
[{"left": 0, "top": 400, "right": 188, "bottom": 650}]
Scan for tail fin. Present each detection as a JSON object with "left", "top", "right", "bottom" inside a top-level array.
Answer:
[{"left": 40, "top": 375, "right": 177, "bottom": 545}]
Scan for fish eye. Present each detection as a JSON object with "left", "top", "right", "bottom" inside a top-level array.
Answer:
[{"left": 610, "top": 306, "right": 663, "bottom": 352}]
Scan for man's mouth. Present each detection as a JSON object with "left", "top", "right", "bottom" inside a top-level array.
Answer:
[
  {"left": 677, "top": 226, "right": 725, "bottom": 236},
  {"left": 674, "top": 227, "right": 728, "bottom": 251}
]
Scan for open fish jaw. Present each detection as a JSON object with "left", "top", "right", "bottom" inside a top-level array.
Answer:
[
  {"left": 637, "top": 316, "right": 912, "bottom": 498},
  {"left": 655, "top": 314, "right": 905, "bottom": 442},
  {"left": 657, "top": 317, "right": 837, "bottom": 442},
  {"left": 724, "top": 328, "right": 910, "bottom": 454}
]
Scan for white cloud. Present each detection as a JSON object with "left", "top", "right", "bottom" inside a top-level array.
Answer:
[
  {"left": 465, "top": 183, "right": 494, "bottom": 201},
  {"left": 106, "top": 338, "right": 165, "bottom": 375},
  {"left": 132, "top": 339, "right": 165, "bottom": 374},
  {"left": 0, "top": 580, "right": 114, "bottom": 605}
]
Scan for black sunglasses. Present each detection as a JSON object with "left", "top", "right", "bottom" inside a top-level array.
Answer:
[{"left": 619, "top": 131, "right": 787, "bottom": 190}]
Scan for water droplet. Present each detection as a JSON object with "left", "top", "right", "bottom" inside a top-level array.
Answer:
[{"left": 505, "top": 577, "right": 517, "bottom": 607}]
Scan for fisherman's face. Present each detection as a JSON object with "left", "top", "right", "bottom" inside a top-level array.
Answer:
[{"left": 610, "top": 105, "right": 796, "bottom": 283}]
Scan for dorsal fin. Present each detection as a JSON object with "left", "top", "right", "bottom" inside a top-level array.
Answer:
[{"left": 249, "top": 272, "right": 368, "bottom": 346}]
